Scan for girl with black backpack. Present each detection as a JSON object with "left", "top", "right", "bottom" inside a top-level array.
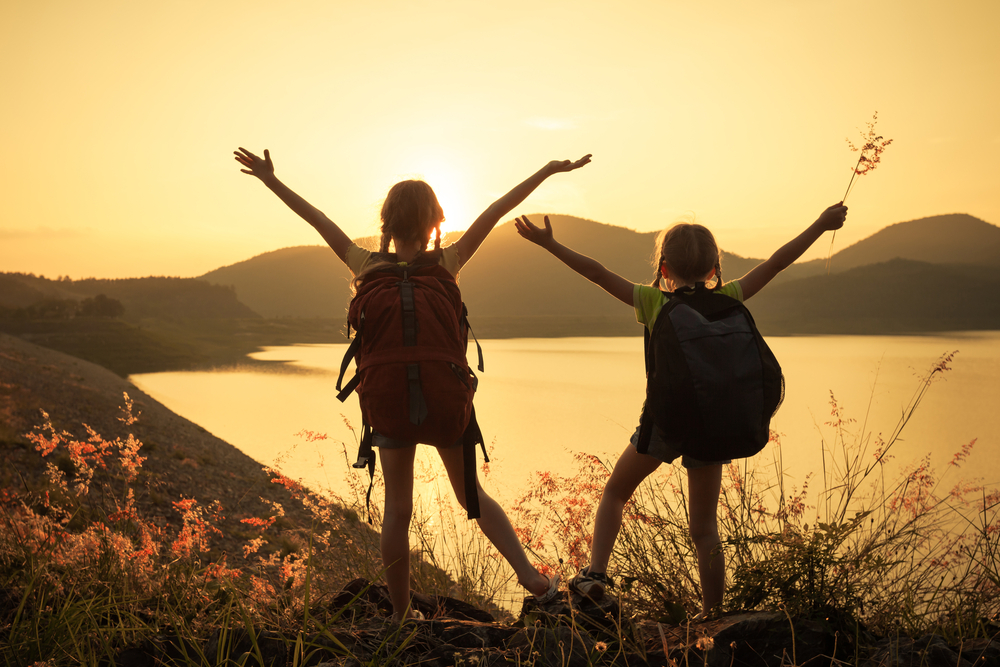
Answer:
[
  {"left": 235, "top": 147, "right": 590, "bottom": 622},
  {"left": 515, "top": 202, "right": 847, "bottom": 617}
]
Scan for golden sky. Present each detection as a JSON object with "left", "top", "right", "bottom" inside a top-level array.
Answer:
[{"left": 2, "top": 0, "right": 998, "bottom": 279}]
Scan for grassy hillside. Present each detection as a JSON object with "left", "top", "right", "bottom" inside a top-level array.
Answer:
[
  {"left": 0, "top": 272, "right": 352, "bottom": 375},
  {"left": 0, "top": 274, "right": 259, "bottom": 321}
]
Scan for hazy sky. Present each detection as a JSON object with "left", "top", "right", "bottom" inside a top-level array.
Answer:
[{"left": 2, "top": 0, "right": 998, "bottom": 279}]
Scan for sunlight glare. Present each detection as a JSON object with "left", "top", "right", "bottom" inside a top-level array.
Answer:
[{"left": 404, "top": 160, "right": 473, "bottom": 236}]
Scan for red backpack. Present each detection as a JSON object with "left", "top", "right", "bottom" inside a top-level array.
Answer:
[{"left": 336, "top": 251, "right": 486, "bottom": 518}]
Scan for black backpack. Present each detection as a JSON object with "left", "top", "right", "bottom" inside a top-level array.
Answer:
[{"left": 635, "top": 283, "right": 784, "bottom": 461}]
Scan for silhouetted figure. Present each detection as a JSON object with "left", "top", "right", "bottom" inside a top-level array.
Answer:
[
  {"left": 235, "top": 147, "right": 590, "bottom": 622},
  {"left": 516, "top": 201, "right": 847, "bottom": 617}
]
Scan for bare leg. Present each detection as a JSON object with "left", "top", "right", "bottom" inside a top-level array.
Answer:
[
  {"left": 687, "top": 464, "right": 724, "bottom": 615},
  {"left": 378, "top": 446, "right": 417, "bottom": 622},
  {"left": 589, "top": 444, "right": 661, "bottom": 573},
  {"left": 436, "top": 445, "right": 551, "bottom": 597}
]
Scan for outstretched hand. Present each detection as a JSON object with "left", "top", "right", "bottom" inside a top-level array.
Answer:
[
  {"left": 234, "top": 147, "right": 275, "bottom": 180},
  {"left": 547, "top": 154, "right": 592, "bottom": 174},
  {"left": 514, "top": 215, "right": 555, "bottom": 248},
  {"left": 817, "top": 202, "right": 848, "bottom": 231}
]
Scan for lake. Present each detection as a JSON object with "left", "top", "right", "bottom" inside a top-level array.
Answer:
[{"left": 130, "top": 332, "right": 1000, "bottom": 508}]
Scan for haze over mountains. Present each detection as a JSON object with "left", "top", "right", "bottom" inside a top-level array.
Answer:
[{"left": 199, "top": 213, "right": 1000, "bottom": 336}]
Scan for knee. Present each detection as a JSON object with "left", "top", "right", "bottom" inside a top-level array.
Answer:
[
  {"left": 600, "top": 482, "right": 632, "bottom": 508},
  {"left": 383, "top": 500, "right": 413, "bottom": 526},
  {"left": 689, "top": 521, "right": 720, "bottom": 548}
]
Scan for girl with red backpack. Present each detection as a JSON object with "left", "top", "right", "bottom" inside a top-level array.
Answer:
[{"left": 235, "top": 147, "right": 590, "bottom": 622}]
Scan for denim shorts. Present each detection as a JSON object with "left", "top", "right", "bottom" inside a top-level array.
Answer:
[{"left": 629, "top": 423, "right": 731, "bottom": 469}]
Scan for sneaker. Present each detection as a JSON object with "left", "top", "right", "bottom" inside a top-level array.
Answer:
[
  {"left": 535, "top": 574, "right": 561, "bottom": 604},
  {"left": 569, "top": 567, "right": 612, "bottom": 600},
  {"left": 398, "top": 609, "right": 425, "bottom": 624}
]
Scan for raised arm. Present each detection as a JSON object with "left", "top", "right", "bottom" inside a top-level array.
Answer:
[
  {"left": 738, "top": 202, "right": 848, "bottom": 300},
  {"left": 234, "top": 148, "right": 353, "bottom": 263},
  {"left": 515, "top": 215, "right": 635, "bottom": 307},
  {"left": 453, "top": 155, "right": 591, "bottom": 265}
]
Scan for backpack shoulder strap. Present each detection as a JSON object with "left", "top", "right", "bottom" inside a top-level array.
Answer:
[
  {"left": 461, "top": 406, "right": 487, "bottom": 520},
  {"left": 336, "top": 312, "right": 364, "bottom": 402},
  {"left": 351, "top": 422, "right": 377, "bottom": 524},
  {"left": 636, "top": 289, "right": 696, "bottom": 455}
]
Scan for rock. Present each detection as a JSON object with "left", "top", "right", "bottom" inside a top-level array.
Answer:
[
  {"left": 412, "top": 590, "right": 496, "bottom": 623},
  {"left": 435, "top": 619, "right": 519, "bottom": 648},
  {"left": 507, "top": 626, "right": 597, "bottom": 667},
  {"left": 865, "top": 634, "right": 975, "bottom": 667},
  {"left": 959, "top": 638, "right": 1000, "bottom": 667},
  {"left": 330, "top": 577, "right": 496, "bottom": 623},
  {"left": 114, "top": 579, "right": 999, "bottom": 667}
]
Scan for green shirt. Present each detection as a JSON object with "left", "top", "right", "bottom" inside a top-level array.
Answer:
[{"left": 633, "top": 281, "right": 744, "bottom": 331}]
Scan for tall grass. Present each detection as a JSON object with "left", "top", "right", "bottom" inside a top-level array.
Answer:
[
  {"left": 1, "top": 352, "right": 997, "bottom": 665},
  {"left": 508, "top": 352, "right": 1000, "bottom": 638}
]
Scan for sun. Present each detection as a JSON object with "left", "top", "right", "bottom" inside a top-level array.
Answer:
[{"left": 405, "top": 161, "right": 474, "bottom": 237}]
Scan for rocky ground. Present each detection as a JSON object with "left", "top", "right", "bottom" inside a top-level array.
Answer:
[{"left": 114, "top": 577, "right": 1000, "bottom": 667}]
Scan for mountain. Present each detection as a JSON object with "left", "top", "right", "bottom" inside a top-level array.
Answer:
[
  {"left": 778, "top": 213, "right": 1000, "bottom": 281},
  {"left": 200, "top": 245, "right": 355, "bottom": 319},
  {"left": 197, "top": 216, "right": 759, "bottom": 321},
  {"left": 196, "top": 213, "right": 1000, "bottom": 335},
  {"left": 749, "top": 259, "right": 1000, "bottom": 334}
]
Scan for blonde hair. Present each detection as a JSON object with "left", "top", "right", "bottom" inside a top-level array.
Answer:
[
  {"left": 652, "top": 222, "right": 722, "bottom": 290},
  {"left": 354, "top": 180, "right": 445, "bottom": 289},
  {"left": 377, "top": 180, "right": 444, "bottom": 253}
]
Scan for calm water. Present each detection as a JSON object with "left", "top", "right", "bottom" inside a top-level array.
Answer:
[{"left": 130, "top": 333, "right": 1000, "bottom": 505}]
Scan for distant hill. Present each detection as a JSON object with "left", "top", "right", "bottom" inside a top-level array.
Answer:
[
  {"left": 197, "top": 217, "right": 759, "bottom": 320},
  {"left": 200, "top": 245, "right": 355, "bottom": 319},
  {"left": 0, "top": 274, "right": 47, "bottom": 309},
  {"left": 196, "top": 213, "right": 1000, "bottom": 335},
  {"left": 0, "top": 274, "right": 259, "bottom": 321},
  {"left": 750, "top": 258, "right": 1000, "bottom": 334},
  {"left": 459, "top": 216, "right": 658, "bottom": 318},
  {"left": 780, "top": 213, "right": 1000, "bottom": 281}
]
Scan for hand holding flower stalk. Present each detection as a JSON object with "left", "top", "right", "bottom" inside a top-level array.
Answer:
[
  {"left": 842, "top": 112, "right": 893, "bottom": 202},
  {"left": 828, "top": 112, "right": 893, "bottom": 271}
]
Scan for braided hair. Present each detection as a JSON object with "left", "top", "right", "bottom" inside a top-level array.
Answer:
[
  {"left": 378, "top": 180, "right": 443, "bottom": 253},
  {"left": 354, "top": 180, "right": 445, "bottom": 289},
  {"left": 651, "top": 222, "right": 722, "bottom": 290}
]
